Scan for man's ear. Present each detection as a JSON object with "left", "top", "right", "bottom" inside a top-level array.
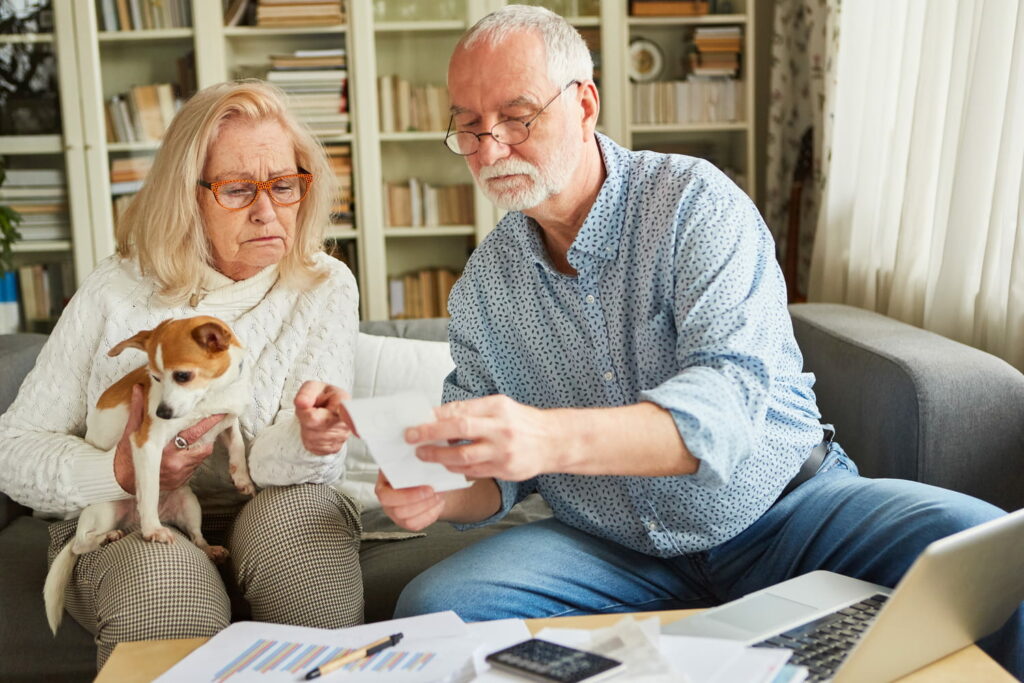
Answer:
[
  {"left": 107, "top": 329, "right": 151, "bottom": 357},
  {"left": 192, "top": 322, "right": 231, "bottom": 353}
]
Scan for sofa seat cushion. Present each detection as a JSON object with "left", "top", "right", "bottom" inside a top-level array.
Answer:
[{"left": 0, "top": 516, "right": 96, "bottom": 682}]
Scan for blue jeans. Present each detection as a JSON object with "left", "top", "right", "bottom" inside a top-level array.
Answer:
[{"left": 395, "top": 448, "right": 1022, "bottom": 678}]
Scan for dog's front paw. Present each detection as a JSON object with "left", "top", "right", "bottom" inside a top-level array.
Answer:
[
  {"left": 142, "top": 527, "right": 175, "bottom": 544},
  {"left": 103, "top": 530, "right": 126, "bottom": 544},
  {"left": 203, "top": 545, "right": 230, "bottom": 564}
]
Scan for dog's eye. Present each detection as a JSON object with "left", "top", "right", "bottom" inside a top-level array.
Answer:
[
  {"left": 172, "top": 371, "right": 193, "bottom": 384},
  {"left": 151, "top": 374, "right": 161, "bottom": 383}
]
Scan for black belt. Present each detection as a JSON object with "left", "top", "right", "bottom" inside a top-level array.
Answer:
[{"left": 776, "top": 428, "right": 835, "bottom": 504}]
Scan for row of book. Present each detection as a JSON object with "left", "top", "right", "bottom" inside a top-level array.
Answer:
[
  {"left": 383, "top": 180, "right": 474, "bottom": 228},
  {"left": 104, "top": 82, "right": 183, "bottom": 144},
  {"left": 377, "top": 76, "right": 449, "bottom": 133},
  {"left": 325, "top": 144, "right": 354, "bottom": 225},
  {"left": 256, "top": 0, "right": 345, "bottom": 27},
  {"left": 266, "top": 51, "right": 349, "bottom": 137},
  {"left": 690, "top": 26, "right": 742, "bottom": 78},
  {"left": 631, "top": 77, "right": 744, "bottom": 125},
  {"left": 0, "top": 264, "right": 73, "bottom": 334},
  {"left": 630, "top": 0, "right": 710, "bottom": 16},
  {"left": 389, "top": 268, "right": 460, "bottom": 319},
  {"left": 0, "top": 168, "right": 70, "bottom": 242},
  {"left": 110, "top": 156, "right": 151, "bottom": 196},
  {"left": 95, "top": 0, "right": 192, "bottom": 31}
]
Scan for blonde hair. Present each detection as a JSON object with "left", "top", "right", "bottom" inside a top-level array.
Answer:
[{"left": 115, "top": 79, "right": 337, "bottom": 302}]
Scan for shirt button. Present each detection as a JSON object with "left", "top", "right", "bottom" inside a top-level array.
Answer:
[
  {"left": 603, "top": 371, "right": 614, "bottom": 381},
  {"left": 585, "top": 294, "right": 595, "bottom": 304},
  {"left": 647, "top": 521, "right": 658, "bottom": 531}
]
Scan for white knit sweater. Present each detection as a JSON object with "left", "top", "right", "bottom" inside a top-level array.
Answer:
[{"left": 0, "top": 252, "right": 358, "bottom": 516}]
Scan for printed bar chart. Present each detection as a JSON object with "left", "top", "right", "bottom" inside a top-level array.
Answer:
[{"left": 214, "top": 639, "right": 437, "bottom": 682}]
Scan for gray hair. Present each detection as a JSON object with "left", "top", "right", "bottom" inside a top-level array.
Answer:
[{"left": 457, "top": 4, "right": 593, "bottom": 88}]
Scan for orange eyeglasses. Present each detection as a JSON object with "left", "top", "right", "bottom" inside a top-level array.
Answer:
[{"left": 198, "top": 170, "right": 313, "bottom": 210}]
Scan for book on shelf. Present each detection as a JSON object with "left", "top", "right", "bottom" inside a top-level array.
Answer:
[
  {"left": 1, "top": 271, "right": 18, "bottom": 335},
  {"left": 632, "top": 78, "right": 743, "bottom": 125},
  {"left": 15, "top": 262, "right": 72, "bottom": 328},
  {"left": 223, "top": 0, "right": 250, "bottom": 27},
  {"left": 324, "top": 238, "right": 357, "bottom": 279},
  {"left": 8, "top": 198, "right": 71, "bottom": 241},
  {"left": 378, "top": 75, "right": 449, "bottom": 133},
  {"left": 384, "top": 180, "right": 473, "bottom": 228},
  {"left": 3, "top": 168, "right": 66, "bottom": 187},
  {"left": 106, "top": 83, "right": 182, "bottom": 143},
  {"left": 255, "top": 0, "right": 345, "bottom": 27},
  {"left": 388, "top": 268, "right": 460, "bottom": 319},
  {"left": 98, "top": 0, "right": 193, "bottom": 31},
  {"left": 110, "top": 156, "right": 153, "bottom": 183},
  {"left": 630, "top": 1, "right": 710, "bottom": 16}
]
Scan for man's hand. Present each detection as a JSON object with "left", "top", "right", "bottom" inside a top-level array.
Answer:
[
  {"left": 113, "top": 384, "right": 226, "bottom": 494},
  {"left": 375, "top": 472, "right": 445, "bottom": 531},
  {"left": 405, "top": 395, "right": 554, "bottom": 481},
  {"left": 294, "top": 381, "right": 354, "bottom": 455}
]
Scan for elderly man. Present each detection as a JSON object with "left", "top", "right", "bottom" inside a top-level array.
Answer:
[{"left": 374, "top": 5, "right": 1020, "bottom": 676}]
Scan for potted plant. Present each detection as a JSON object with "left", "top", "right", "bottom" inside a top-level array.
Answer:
[{"left": 0, "top": 161, "right": 22, "bottom": 273}]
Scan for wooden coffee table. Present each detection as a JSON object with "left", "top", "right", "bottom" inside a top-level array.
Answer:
[{"left": 97, "top": 609, "right": 1014, "bottom": 682}]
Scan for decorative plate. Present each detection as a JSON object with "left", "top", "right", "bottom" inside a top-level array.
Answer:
[{"left": 628, "top": 38, "right": 664, "bottom": 82}]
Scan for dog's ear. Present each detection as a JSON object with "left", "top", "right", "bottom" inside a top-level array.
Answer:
[
  {"left": 192, "top": 321, "right": 231, "bottom": 353},
  {"left": 107, "top": 329, "right": 151, "bottom": 357}
]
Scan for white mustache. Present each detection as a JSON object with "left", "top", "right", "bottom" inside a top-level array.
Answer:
[{"left": 477, "top": 159, "right": 540, "bottom": 182}]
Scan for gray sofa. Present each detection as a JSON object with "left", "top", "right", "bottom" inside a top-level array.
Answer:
[{"left": 2, "top": 305, "right": 1023, "bottom": 681}]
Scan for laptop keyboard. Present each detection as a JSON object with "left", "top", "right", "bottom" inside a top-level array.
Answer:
[{"left": 753, "top": 593, "right": 889, "bottom": 682}]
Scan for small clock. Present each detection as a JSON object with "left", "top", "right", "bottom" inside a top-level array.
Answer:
[{"left": 628, "top": 38, "right": 664, "bottom": 82}]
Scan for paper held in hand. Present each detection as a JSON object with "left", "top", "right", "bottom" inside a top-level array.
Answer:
[{"left": 342, "top": 392, "right": 472, "bottom": 492}]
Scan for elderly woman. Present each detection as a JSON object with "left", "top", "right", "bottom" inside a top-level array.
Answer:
[{"left": 0, "top": 80, "right": 361, "bottom": 666}]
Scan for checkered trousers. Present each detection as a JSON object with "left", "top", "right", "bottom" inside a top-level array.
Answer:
[{"left": 47, "top": 484, "right": 363, "bottom": 670}]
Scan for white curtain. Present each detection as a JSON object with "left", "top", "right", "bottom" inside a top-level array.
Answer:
[{"left": 809, "top": 0, "right": 1024, "bottom": 371}]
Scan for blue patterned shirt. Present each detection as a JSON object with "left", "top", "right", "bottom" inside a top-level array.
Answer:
[{"left": 443, "top": 133, "right": 824, "bottom": 556}]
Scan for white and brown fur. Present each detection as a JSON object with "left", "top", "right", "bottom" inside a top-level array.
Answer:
[{"left": 43, "top": 316, "right": 254, "bottom": 634}]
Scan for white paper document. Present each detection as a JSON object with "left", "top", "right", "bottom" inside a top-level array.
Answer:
[
  {"left": 343, "top": 392, "right": 471, "bottom": 492},
  {"left": 156, "top": 611, "right": 470, "bottom": 682}
]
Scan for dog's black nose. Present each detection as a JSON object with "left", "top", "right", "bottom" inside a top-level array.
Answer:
[{"left": 155, "top": 404, "right": 174, "bottom": 420}]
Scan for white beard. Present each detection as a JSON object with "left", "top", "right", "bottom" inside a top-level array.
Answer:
[{"left": 474, "top": 136, "right": 581, "bottom": 211}]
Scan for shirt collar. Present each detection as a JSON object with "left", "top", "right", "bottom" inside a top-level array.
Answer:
[{"left": 510, "top": 132, "right": 631, "bottom": 274}]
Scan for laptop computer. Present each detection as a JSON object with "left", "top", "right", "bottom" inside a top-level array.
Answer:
[{"left": 662, "top": 507, "right": 1024, "bottom": 682}]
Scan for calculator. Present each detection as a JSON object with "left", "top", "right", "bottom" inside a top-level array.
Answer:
[{"left": 484, "top": 638, "right": 624, "bottom": 682}]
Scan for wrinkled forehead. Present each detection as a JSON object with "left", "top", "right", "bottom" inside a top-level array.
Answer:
[{"left": 448, "top": 32, "right": 553, "bottom": 113}]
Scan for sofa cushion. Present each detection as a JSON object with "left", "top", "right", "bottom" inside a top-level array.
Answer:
[{"left": 337, "top": 333, "right": 455, "bottom": 511}]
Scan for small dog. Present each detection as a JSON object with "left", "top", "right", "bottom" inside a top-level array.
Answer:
[{"left": 43, "top": 316, "right": 254, "bottom": 634}]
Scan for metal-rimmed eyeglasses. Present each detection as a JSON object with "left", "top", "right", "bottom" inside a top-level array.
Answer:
[
  {"left": 443, "top": 80, "right": 581, "bottom": 156},
  {"left": 198, "top": 170, "right": 313, "bottom": 210}
]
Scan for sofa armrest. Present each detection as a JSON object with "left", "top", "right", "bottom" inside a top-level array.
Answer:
[
  {"left": 789, "top": 303, "right": 1024, "bottom": 511},
  {"left": 0, "top": 334, "right": 48, "bottom": 529}
]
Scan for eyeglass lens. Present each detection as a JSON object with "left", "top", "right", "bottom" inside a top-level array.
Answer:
[
  {"left": 216, "top": 176, "right": 309, "bottom": 209},
  {"left": 445, "top": 120, "right": 529, "bottom": 155}
]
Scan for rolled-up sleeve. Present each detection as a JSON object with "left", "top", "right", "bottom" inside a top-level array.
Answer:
[{"left": 639, "top": 173, "right": 782, "bottom": 487}]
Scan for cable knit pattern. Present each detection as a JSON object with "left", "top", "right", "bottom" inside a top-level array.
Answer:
[{"left": 0, "top": 252, "right": 358, "bottom": 516}]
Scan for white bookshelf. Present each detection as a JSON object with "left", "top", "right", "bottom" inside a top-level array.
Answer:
[{"left": 6, "top": 0, "right": 757, "bottom": 321}]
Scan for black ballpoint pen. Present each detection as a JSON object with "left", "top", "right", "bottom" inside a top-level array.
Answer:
[{"left": 304, "top": 633, "right": 404, "bottom": 680}]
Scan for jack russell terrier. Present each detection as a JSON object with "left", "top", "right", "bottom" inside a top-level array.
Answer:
[{"left": 43, "top": 315, "right": 254, "bottom": 634}]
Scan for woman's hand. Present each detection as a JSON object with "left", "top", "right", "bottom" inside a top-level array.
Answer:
[
  {"left": 375, "top": 472, "right": 445, "bottom": 531},
  {"left": 113, "top": 384, "right": 226, "bottom": 494},
  {"left": 294, "top": 381, "right": 354, "bottom": 455}
]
